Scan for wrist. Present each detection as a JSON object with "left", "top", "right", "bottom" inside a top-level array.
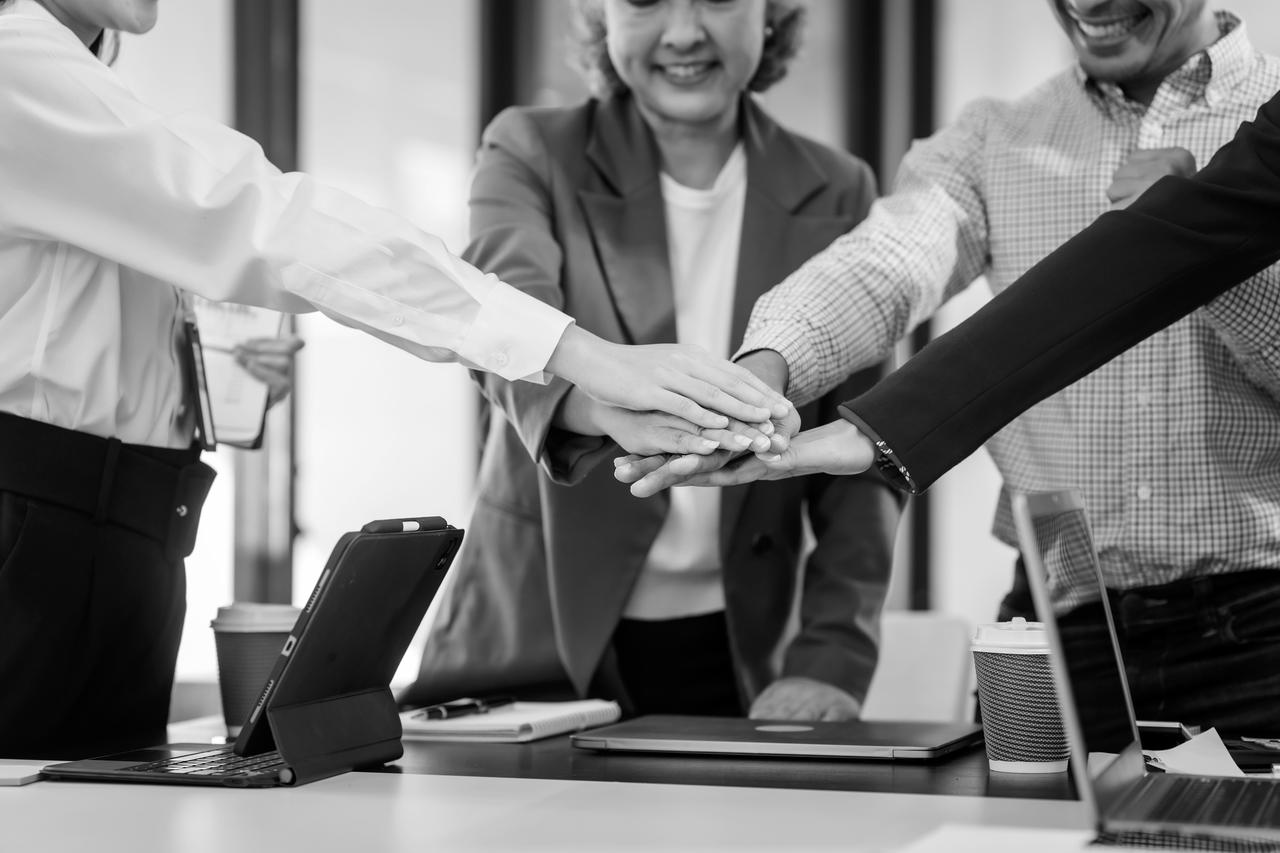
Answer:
[
  {"left": 545, "top": 324, "right": 598, "bottom": 386},
  {"left": 553, "top": 387, "right": 607, "bottom": 437},
  {"left": 735, "top": 349, "right": 789, "bottom": 395}
]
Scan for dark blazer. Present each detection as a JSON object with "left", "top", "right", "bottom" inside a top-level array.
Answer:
[
  {"left": 404, "top": 94, "right": 901, "bottom": 710},
  {"left": 842, "top": 88, "right": 1280, "bottom": 494}
]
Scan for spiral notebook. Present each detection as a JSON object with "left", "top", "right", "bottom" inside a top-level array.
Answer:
[{"left": 400, "top": 700, "right": 620, "bottom": 743}]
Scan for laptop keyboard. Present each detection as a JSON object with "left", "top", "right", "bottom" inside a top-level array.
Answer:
[
  {"left": 124, "top": 747, "right": 287, "bottom": 778},
  {"left": 1141, "top": 776, "right": 1280, "bottom": 828}
]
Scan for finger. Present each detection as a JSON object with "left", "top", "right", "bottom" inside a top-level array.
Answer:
[
  {"left": 697, "top": 428, "right": 754, "bottom": 452},
  {"left": 657, "top": 428, "right": 720, "bottom": 456},
  {"left": 649, "top": 389, "right": 733, "bottom": 431},
  {"left": 614, "top": 455, "right": 643, "bottom": 468},
  {"left": 684, "top": 456, "right": 770, "bottom": 488},
  {"left": 629, "top": 452, "right": 731, "bottom": 497},
  {"left": 613, "top": 454, "right": 670, "bottom": 484},
  {"left": 721, "top": 418, "right": 772, "bottom": 452}
]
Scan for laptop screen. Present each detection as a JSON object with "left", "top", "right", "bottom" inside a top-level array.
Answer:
[{"left": 1011, "top": 490, "right": 1146, "bottom": 810}]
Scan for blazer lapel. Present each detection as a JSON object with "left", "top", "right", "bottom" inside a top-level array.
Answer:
[
  {"left": 579, "top": 98, "right": 677, "bottom": 345},
  {"left": 720, "top": 100, "right": 861, "bottom": 553}
]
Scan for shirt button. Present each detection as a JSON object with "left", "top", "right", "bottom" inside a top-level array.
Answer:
[
  {"left": 489, "top": 352, "right": 510, "bottom": 370},
  {"left": 391, "top": 314, "right": 405, "bottom": 327},
  {"left": 1137, "top": 485, "right": 1153, "bottom": 501}
]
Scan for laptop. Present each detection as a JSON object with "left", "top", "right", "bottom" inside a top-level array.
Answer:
[
  {"left": 43, "top": 516, "right": 463, "bottom": 788},
  {"left": 1013, "top": 489, "right": 1280, "bottom": 848},
  {"left": 571, "top": 715, "right": 982, "bottom": 761}
]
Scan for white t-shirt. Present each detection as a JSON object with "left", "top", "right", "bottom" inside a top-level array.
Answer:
[{"left": 624, "top": 144, "right": 748, "bottom": 621}]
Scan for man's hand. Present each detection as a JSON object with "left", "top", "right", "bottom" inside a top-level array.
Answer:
[
  {"left": 1106, "top": 147, "right": 1196, "bottom": 209},
  {"left": 615, "top": 419, "right": 874, "bottom": 497},
  {"left": 547, "top": 326, "right": 793, "bottom": 431},
  {"left": 556, "top": 387, "right": 778, "bottom": 457},
  {"left": 234, "top": 335, "right": 305, "bottom": 409},
  {"left": 749, "top": 676, "right": 862, "bottom": 722}
]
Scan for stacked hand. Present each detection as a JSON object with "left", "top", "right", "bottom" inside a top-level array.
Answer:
[
  {"left": 547, "top": 326, "right": 796, "bottom": 456},
  {"left": 615, "top": 419, "right": 876, "bottom": 496}
]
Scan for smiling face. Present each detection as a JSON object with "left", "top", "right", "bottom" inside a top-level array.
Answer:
[
  {"left": 603, "top": 0, "right": 767, "bottom": 135},
  {"left": 1048, "top": 0, "right": 1219, "bottom": 102},
  {"left": 39, "top": 0, "right": 158, "bottom": 43}
]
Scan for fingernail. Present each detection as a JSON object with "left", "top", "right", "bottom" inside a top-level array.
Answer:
[
  {"left": 762, "top": 454, "right": 782, "bottom": 463},
  {"left": 752, "top": 437, "right": 770, "bottom": 452},
  {"left": 617, "top": 463, "right": 632, "bottom": 475},
  {"left": 733, "top": 435, "right": 751, "bottom": 449},
  {"left": 759, "top": 421, "right": 774, "bottom": 435},
  {"left": 613, "top": 458, "right": 628, "bottom": 468},
  {"left": 700, "top": 439, "right": 718, "bottom": 452}
]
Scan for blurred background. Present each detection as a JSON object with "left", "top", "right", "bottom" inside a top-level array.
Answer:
[{"left": 111, "top": 0, "right": 1280, "bottom": 700}]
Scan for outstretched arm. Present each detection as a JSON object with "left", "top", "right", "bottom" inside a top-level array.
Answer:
[{"left": 840, "top": 87, "right": 1280, "bottom": 494}]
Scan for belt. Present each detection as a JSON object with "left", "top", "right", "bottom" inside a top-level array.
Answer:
[{"left": 0, "top": 412, "right": 216, "bottom": 560}]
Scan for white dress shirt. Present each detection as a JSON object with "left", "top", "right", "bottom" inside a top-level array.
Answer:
[
  {"left": 0, "top": 0, "right": 571, "bottom": 448},
  {"left": 624, "top": 145, "right": 746, "bottom": 621}
]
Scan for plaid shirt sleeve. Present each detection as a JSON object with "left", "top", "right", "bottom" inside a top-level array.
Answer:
[
  {"left": 738, "top": 99, "right": 998, "bottom": 406},
  {"left": 1201, "top": 261, "right": 1280, "bottom": 399}
]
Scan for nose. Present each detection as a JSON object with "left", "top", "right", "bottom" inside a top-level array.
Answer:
[{"left": 661, "top": 0, "right": 706, "bottom": 50}]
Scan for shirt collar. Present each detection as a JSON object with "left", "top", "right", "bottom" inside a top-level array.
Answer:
[{"left": 1076, "top": 11, "right": 1254, "bottom": 112}]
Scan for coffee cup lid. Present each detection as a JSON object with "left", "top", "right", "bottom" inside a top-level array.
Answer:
[
  {"left": 211, "top": 602, "right": 300, "bottom": 632},
  {"left": 972, "top": 617, "right": 1049, "bottom": 653}
]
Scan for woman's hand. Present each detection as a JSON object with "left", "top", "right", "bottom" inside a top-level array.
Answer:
[
  {"left": 547, "top": 325, "right": 793, "bottom": 431},
  {"left": 233, "top": 335, "right": 305, "bottom": 408},
  {"left": 615, "top": 419, "right": 875, "bottom": 497}
]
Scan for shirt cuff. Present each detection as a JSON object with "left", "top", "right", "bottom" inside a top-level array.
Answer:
[
  {"left": 737, "top": 325, "right": 826, "bottom": 407},
  {"left": 837, "top": 404, "right": 921, "bottom": 495},
  {"left": 457, "top": 277, "right": 574, "bottom": 383}
]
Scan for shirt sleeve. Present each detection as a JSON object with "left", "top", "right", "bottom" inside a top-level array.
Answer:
[
  {"left": 1201, "top": 261, "right": 1280, "bottom": 399},
  {"left": 737, "top": 99, "right": 996, "bottom": 406},
  {"left": 0, "top": 17, "right": 571, "bottom": 383}
]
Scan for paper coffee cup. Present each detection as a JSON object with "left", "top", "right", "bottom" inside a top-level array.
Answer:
[
  {"left": 211, "top": 603, "right": 300, "bottom": 737},
  {"left": 972, "top": 617, "right": 1068, "bottom": 773}
]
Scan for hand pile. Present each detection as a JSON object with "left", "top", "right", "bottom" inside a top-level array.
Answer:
[{"left": 548, "top": 330, "right": 878, "bottom": 494}]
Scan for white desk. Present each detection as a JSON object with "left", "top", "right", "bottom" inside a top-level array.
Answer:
[{"left": 1, "top": 770, "right": 1086, "bottom": 852}]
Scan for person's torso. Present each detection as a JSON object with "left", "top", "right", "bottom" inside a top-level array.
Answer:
[
  {"left": 973, "top": 27, "right": 1280, "bottom": 606},
  {"left": 0, "top": 235, "right": 192, "bottom": 447}
]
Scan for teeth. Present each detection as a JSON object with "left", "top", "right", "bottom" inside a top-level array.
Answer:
[
  {"left": 665, "top": 63, "right": 710, "bottom": 79},
  {"left": 1074, "top": 14, "right": 1142, "bottom": 39}
]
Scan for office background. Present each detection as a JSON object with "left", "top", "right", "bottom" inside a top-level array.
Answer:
[{"left": 110, "top": 0, "right": 1280, "bottom": 689}]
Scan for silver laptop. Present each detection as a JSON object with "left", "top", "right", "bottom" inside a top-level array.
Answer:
[
  {"left": 571, "top": 715, "right": 982, "bottom": 761},
  {"left": 1013, "top": 489, "right": 1280, "bottom": 848}
]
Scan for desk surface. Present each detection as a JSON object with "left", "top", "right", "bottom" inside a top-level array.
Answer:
[
  {"left": 0, "top": 719, "right": 1087, "bottom": 852},
  {"left": 4, "top": 766, "right": 1087, "bottom": 853}
]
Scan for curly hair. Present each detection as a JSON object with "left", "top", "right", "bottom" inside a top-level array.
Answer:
[{"left": 570, "top": 0, "right": 806, "bottom": 99}]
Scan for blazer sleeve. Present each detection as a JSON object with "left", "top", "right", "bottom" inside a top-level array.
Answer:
[
  {"left": 779, "top": 162, "right": 905, "bottom": 703},
  {"left": 462, "top": 108, "right": 611, "bottom": 482},
  {"left": 783, "top": 365, "right": 904, "bottom": 703},
  {"left": 840, "top": 87, "right": 1280, "bottom": 494}
]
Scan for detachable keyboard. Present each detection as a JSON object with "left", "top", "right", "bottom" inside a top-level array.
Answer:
[{"left": 123, "top": 746, "right": 289, "bottom": 780}]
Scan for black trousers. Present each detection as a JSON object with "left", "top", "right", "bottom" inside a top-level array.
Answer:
[
  {"left": 609, "top": 611, "right": 744, "bottom": 717},
  {"left": 0, "top": 414, "right": 213, "bottom": 758},
  {"left": 1000, "top": 559, "right": 1280, "bottom": 737}
]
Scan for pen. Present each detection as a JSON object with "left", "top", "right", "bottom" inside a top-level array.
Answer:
[{"left": 411, "top": 696, "right": 515, "bottom": 720}]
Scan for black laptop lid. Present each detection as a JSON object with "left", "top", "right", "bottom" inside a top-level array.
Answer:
[
  {"left": 1012, "top": 491, "right": 1146, "bottom": 817},
  {"left": 236, "top": 517, "right": 463, "bottom": 756}
]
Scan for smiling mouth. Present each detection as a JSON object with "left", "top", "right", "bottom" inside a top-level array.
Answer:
[
  {"left": 1067, "top": 8, "right": 1151, "bottom": 41},
  {"left": 657, "top": 61, "right": 717, "bottom": 82}
]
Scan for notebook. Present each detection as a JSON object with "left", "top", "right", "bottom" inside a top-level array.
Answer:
[
  {"left": 42, "top": 516, "right": 463, "bottom": 788},
  {"left": 571, "top": 715, "right": 983, "bottom": 761},
  {"left": 401, "top": 700, "right": 621, "bottom": 743},
  {"left": 1012, "top": 489, "right": 1280, "bottom": 848}
]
